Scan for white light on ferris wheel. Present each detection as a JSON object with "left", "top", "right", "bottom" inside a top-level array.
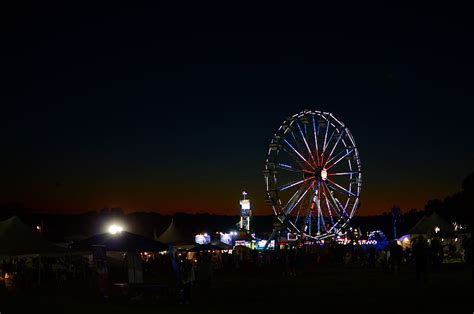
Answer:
[{"left": 321, "top": 169, "right": 328, "bottom": 181}]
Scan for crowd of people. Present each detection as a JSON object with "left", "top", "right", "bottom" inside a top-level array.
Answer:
[
  {"left": 0, "top": 234, "right": 471, "bottom": 303},
  {"left": 164, "top": 234, "right": 470, "bottom": 303},
  {"left": 0, "top": 255, "right": 95, "bottom": 293}
]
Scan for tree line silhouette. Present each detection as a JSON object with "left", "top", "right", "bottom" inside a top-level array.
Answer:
[{"left": 0, "top": 172, "right": 471, "bottom": 242}]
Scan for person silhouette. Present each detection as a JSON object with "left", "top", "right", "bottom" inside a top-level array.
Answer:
[{"left": 413, "top": 236, "right": 429, "bottom": 285}]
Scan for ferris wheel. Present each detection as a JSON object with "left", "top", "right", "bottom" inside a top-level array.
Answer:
[{"left": 264, "top": 109, "right": 362, "bottom": 240}]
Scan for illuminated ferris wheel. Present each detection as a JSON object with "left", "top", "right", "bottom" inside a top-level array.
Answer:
[{"left": 264, "top": 109, "right": 362, "bottom": 240}]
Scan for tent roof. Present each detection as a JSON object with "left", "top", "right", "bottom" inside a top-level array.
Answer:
[
  {"left": 407, "top": 212, "right": 454, "bottom": 236},
  {"left": 70, "top": 231, "right": 167, "bottom": 252},
  {"left": 156, "top": 219, "right": 192, "bottom": 245},
  {"left": 0, "top": 216, "right": 64, "bottom": 256}
]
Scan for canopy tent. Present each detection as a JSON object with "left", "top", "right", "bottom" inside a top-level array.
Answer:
[
  {"left": 0, "top": 216, "right": 64, "bottom": 256},
  {"left": 406, "top": 212, "right": 454, "bottom": 238},
  {"left": 70, "top": 231, "right": 167, "bottom": 252},
  {"left": 155, "top": 219, "right": 193, "bottom": 248}
]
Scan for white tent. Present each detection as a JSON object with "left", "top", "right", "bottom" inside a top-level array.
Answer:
[
  {"left": 406, "top": 212, "right": 454, "bottom": 238},
  {"left": 156, "top": 219, "right": 193, "bottom": 248},
  {"left": 0, "top": 216, "right": 64, "bottom": 256}
]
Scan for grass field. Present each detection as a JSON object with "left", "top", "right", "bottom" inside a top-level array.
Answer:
[{"left": 2, "top": 263, "right": 471, "bottom": 314}]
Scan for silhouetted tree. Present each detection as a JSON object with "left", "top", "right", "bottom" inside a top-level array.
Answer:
[
  {"left": 110, "top": 207, "right": 124, "bottom": 216},
  {"left": 422, "top": 172, "right": 473, "bottom": 223},
  {"left": 442, "top": 172, "right": 473, "bottom": 223},
  {"left": 424, "top": 199, "right": 443, "bottom": 216},
  {"left": 461, "top": 172, "right": 474, "bottom": 193}
]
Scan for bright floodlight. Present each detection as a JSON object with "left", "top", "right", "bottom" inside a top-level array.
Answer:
[{"left": 108, "top": 224, "right": 123, "bottom": 235}]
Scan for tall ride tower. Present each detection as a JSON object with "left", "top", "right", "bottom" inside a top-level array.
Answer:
[{"left": 239, "top": 191, "right": 251, "bottom": 231}]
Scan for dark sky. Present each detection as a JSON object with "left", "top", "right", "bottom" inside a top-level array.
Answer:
[{"left": 1, "top": 3, "right": 472, "bottom": 216}]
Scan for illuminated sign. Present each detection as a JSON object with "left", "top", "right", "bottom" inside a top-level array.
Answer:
[
  {"left": 235, "top": 240, "right": 251, "bottom": 248},
  {"left": 287, "top": 233, "right": 298, "bottom": 241},
  {"left": 240, "top": 199, "right": 250, "bottom": 210},
  {"left": 256, "top": 240, "right": 275, "bottom": 250},
  {"left": 220, "top": 233, "right": 232, "bottom": 245},
  {"left": 195, "top": 233, "right": 211, "bottom": 244}
]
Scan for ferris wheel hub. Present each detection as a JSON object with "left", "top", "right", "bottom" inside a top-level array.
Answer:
[
  {"left": 312, "top": 166, "right": 327, "bottom": 181},
  {"left": 321, "top": 168, "right": 328, "bottom": 181}
]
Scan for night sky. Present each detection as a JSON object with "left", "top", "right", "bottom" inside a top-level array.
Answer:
[{"left": 1, "top": 3, "right": 472, "bottom": 216}]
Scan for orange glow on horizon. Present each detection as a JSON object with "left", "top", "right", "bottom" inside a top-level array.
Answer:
[{"left": 10, "top": 194, "right": 432, "bottom": 216}]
